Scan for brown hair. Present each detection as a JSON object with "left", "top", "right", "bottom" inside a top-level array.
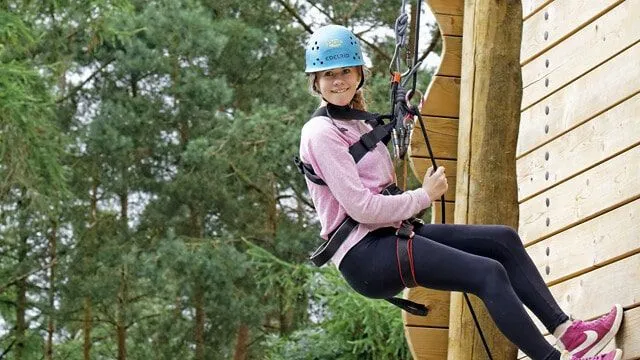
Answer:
[{"left": 308, "top": 67, "right": 367, "bottom": 111}]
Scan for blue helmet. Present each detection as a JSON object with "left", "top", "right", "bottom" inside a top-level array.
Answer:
[{"left": 305, "top": 25, "right": 365, "bottom": 73}]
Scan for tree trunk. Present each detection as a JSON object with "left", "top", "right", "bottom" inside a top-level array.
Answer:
[
  {"left": 194, "top": 284, "right": 205, "bottom": 360},
  {"left": 232, "top": 324, "right": 249, "bottom": 360},
  {"left": 449, "top": 0, "right": 523, "bottom": 359},
  {"left": 45, "top": 220, "right": 58, "bottom": 360},
  {"left": 117, "top": 264, "right": 128, "bottom": 360},
  {"left": 16, "top": 235, "right": 27, "bottom": 360},
  {"left": 116, "top": 192, "right": 129, "bottom": 360},
  {"left": 84, "top": 297, "right": 92, "bottom": 360},
  {"left": 84, "top": 178, "right": 99, "bottom": 360}
]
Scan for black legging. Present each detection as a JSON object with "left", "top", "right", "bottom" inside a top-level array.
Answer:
[{"left": 339, "top": 224, "right": 569, "bottom": 360}]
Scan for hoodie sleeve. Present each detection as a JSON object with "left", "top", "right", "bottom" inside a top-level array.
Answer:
[{"left": 301, "top": 119, "right": 431, "bottom": 224}]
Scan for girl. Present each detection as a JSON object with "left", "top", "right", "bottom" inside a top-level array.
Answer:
[{"left": 297, "top": 24, "right": 623, "bottom": 360}]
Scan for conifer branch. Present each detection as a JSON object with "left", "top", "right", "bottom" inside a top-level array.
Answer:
[
  {"left": 0, "top": 338, "right": 16, "bottom": 358},
  {"left": 227, "top": 161, "right": 272, "bottom": 201},
  {"left": 344, "top": 0, "right": 367, "bottom": 23},
  {"left": 274, "top": 0, "right": 313, "bottom": 34},
  {"left": 279, "top": 0, "right": 392, "bottom": 62},
  {"left": 417, "top": 28, "right": 441, "bottom": 65},
  {"left": 0, "top": 260, "right": 57, "bottom": 295},
  {"left": 55, "top": 58, "right": 115, "bottom": 104}
]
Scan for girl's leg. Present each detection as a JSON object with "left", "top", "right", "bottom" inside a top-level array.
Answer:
[
  {"left": 414, "top": 224, "right": 569, "bottom": 333},
  {"left": 413, "top": 225, "right": 624, "bottom": 358},
  {"left": 409, "top": 232, "right": 561, "bottom": 360},
  {"left": 339, "top": 227, "right": 561, "bottom": 360}
]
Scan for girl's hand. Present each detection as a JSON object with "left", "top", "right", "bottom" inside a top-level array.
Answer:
[{"left": 422, "top": 166, "right": 448, "bottom": 201}]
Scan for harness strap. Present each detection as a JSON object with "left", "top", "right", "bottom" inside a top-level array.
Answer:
[
  {"left": 396, "top": 221, "right": 417, "bottom": 288},
  {"left": 350, "top": 123, "right": 395, "bottom": 163},
  {"left": 312, "top": 104, "right": 383, "bottom": 127},
  {"left": 396, "top": 237, "right": 416, "bottom": 288},
  {"left": 294, "top": 105, "right": 394, "bottom": 184},
  {"left": 293, "top": 156, "right": 326, "bottom": 186},
  {"left": 309, "top": 216, "right": 358, "bottom": 267}
]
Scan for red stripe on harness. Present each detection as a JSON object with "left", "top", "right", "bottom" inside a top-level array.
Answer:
[
  {"left": 408, "top": 237, "right": 417, "bottom": 285},
  {"left": 396, "top": 237, "right": 408, "bottom": 287}
]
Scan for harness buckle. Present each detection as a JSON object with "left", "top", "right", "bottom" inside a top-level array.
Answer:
[
  {"left": 293, "top": 156, "right": 305, "bottom": 175},
  {"left": 396, "top": 222, "right": 414, "bottom": 239},
  {"left": 382, "top": 183, "right": 402, "bottom": 195}
]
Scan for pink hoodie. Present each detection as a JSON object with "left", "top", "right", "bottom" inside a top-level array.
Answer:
[{"left": 299, "top": 114, "right": 431, "bottom": 267}]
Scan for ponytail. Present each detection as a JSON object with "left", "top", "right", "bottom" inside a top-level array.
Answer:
[{"left": 349, "top": 90, "right": 367, "bottom": 111}]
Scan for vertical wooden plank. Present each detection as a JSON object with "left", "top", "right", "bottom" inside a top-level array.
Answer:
[{"left": 449, "top": 0, "right": 522, "bottom": 359}]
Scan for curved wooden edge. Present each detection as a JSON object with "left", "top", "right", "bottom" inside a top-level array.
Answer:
[{"left": 404, "top": 1, "right": 463, "bottom": 359}]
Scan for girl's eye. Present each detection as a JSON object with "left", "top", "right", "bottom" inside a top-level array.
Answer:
[
  {"left": 343, "top": 68, "right": 351, "bottom": 74},
  {"left": 323, "top": 71, "right": 333, "bottom": 77}
]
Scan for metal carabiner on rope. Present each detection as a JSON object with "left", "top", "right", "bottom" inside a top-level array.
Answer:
[{"left": 387, "top": 0, "right": 423, "bottom": 160}]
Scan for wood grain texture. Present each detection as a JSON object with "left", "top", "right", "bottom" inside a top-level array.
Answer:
[
  {"left": 521, "top": 0, "right": 624, "bottom": 64},
  {"left": 521, "top": 0, "right": 639, "bottom": 108},
  {"left": 517, "top": 42, "right": 640, "bottom": 157},
  {"left": 517, "top": 94, "right": 640, "bottom": 201}
]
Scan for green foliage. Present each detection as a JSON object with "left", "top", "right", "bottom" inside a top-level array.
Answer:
[
  {"left": 0, "top": 0, "right": 442, "bottom": 358},
  {"left": 263, "top": 266, "right": 410, "bottom": 360},
  {"left": 0, "top": 11, "right": 67, "bottom": 207}
]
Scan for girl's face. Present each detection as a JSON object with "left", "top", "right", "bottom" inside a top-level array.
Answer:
[{"left": 315, "top": 66, "right": 361, "bottom": 106}]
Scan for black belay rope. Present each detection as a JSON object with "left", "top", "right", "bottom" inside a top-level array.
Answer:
[{"left": 390, "top": 1, "right": 494, "bottom": 358}]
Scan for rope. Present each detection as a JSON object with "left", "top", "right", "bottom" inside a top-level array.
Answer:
[{"left": 415, "top": 111, "right": 494, "bottom": 360}]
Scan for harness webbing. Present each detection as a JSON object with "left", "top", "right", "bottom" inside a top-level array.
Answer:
[
  {"left": 314, "top": 104, "right": 394, "bottom": 163},
  {"left": 294, "top": 104, "right": 394, "bottom": 186}
]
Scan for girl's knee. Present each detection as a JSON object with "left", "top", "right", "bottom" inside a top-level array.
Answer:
[
  {"left": 480, "top": 260, "right": 510, "bottom": 293},
  {"left": 494, "top": 225, "right": 523, "bottom": 249}
]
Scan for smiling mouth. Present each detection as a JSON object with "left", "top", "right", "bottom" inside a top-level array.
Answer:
[{"left": 332, "top": 88, "right": 349, "bottom": 93}]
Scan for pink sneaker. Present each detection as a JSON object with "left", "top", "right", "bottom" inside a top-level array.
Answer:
[
  {"left": 559, "top": 304, "right": 623, "bottom": 358},
  {"left": 561, "top": 349, "right": 623, "bottom": 360}
]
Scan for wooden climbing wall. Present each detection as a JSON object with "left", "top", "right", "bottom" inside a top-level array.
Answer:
[
  {"left": 404, "top": 0, "right": 463, "bottom": 358},
  {"left": 517, "top": 0, "right": 640, "bottom": 359}
]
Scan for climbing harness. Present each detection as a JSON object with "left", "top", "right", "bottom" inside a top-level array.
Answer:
[{"left": 294, "top": 103, "right": 427, "bottom": 317}]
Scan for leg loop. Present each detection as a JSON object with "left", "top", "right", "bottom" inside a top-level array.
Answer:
[{"left": 396, "top": 222, "right": 417, "bottom": 288}]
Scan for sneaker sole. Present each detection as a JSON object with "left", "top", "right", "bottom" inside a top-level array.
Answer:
[
  {"left": 610, "top": 348, "right": 623, "bottom": 360},
  {"left": 584, "top": 304, "right": 624, "bottom": 357}
]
